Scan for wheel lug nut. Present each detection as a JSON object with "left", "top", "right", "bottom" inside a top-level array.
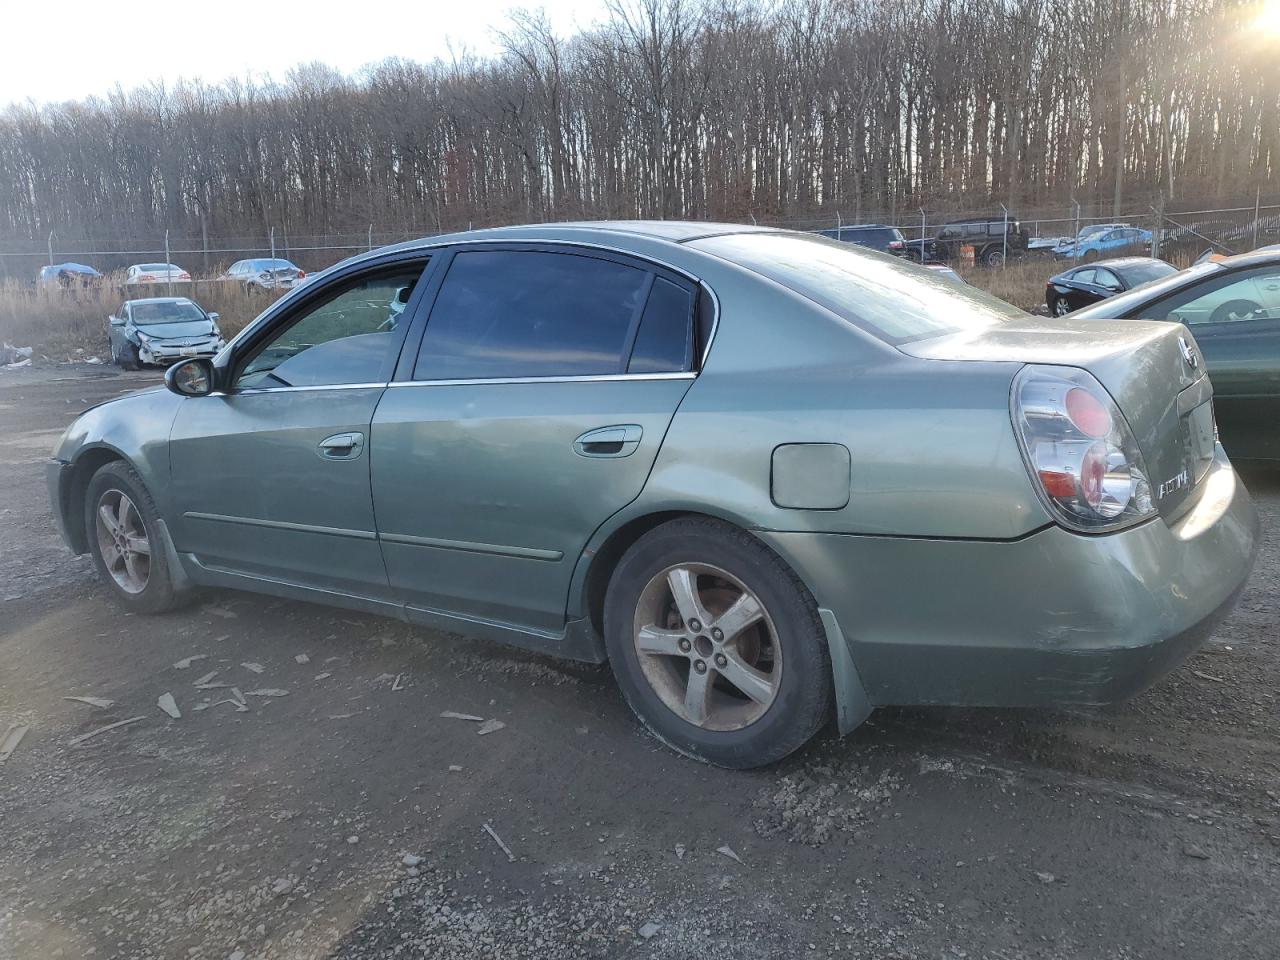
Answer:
[
  {"left": 689, "top": 619, "right": 702, "bottom": 632},
  {"left": 678, "top": 638, "right": 691, "bottom": 653},
  {"left": 714, "top": 653, "right": 727, "bottom": 668},
  {"left": 711, "top": 628, "right": 723, "bottom": 642},
  {"left": 693, "top": 660, "right": 707, "bottom": 674}
]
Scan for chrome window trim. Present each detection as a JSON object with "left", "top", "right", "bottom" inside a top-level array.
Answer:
[
  {"left": 213, "top": 382, "right": 389, "bottom": 397},
  {"left": 386, "top": 372, "right": 696, "bottom": 388}
]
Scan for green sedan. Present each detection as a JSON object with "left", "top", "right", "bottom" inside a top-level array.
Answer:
[
  {"left": 47, "top": 223, "right": 1258, "bottom": 768},
  {"left": 1070, "top": 249, "right": 1280, "bottom": 461}
]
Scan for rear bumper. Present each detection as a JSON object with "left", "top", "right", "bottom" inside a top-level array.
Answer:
[{"left": 757, "top": 448, "right": 1258, "bottom": 708}]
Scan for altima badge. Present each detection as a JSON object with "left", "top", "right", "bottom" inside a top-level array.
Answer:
[{"left": 1178, "top": 336, "right": 1199, "bottom": 371}]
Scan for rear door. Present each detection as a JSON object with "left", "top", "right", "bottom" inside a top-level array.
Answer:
[
  {"left": 370, "top": 245, "right": 701, "bottom": 633},
  {"left": 168, "top": 257, "right": 432, "bottom": 597}
]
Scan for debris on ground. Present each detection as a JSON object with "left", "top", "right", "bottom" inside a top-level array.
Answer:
[
  {"left": 241, "top": 662, "right": 265, "bottom": 674},
  {"left": 294, "top": 653, "right": 310, "bottom": 664},
  {"left": 63, "top": 696, "right": 114, "bottom": 709},
  {"left": 204, "top": 605, "right": 237, "bottom": 619},
  {"left": 483, "top": 822, "right": 516, "bottom": 862},
  {"left": 173, "top": 654, "right": 208, "bottom": 669},
  {"left": 1035, "top": 871, "right": 1057, "bottom": 884},
  {"left": 192, "top": 670, "right": 220, "bottom": 687},
  {"left": 401, "top": 853, "right": 423, "bottom": 867},
  {"left": 675, "top": 844, "right": 686, "bottom": 860},
  {"left": 157, "top": 693, "right": 181, "bottom": 719},
  {"left": 1, "top": 723, "right": 30, "bottom": 762},
  {"left": 271, "top": 878, "right": 294, "bottom": 896},
  {"left": 1183, "top": 845, "right": 1211, "bottom": 860},
  {"left": 448, "top": 765, "right": 463, "bottom": 772},
  {"left": 68, "top": 716, "right": 145, "bottom": 746},
  {"left": 1192, "top": 670, "right": 1226, "bottom": 683},
  {"left": 716, "top": 845, "right": 744, "bottom": 865},
  {"left": 441, "top": 711, "right": 484, "bottom": 721},
  {"left": 476, "top": 718, "right": 506, "bottom": 736},
  {"left": 347, "top": 835, "right": 360, "bottom": 845},
  {"left": 328, "top": 713, "right": 355, "bottom": 720},
  {"left": 373, "top": 673, "right": 397, "bottom": 684},
  {"left": 639, "top": 921, "right": 662, "bottom": 940},
  {"left": 391, "top": 673, "right": 407, "bottom": 691},
  {"left": 314, "top": 672, "right": 332, "bottom": 681},
  {"left": 244, "top": 688, "right": 289, "bottom": 697},
  {"left": 0, "top": 343, "right": 34, "bottom": 365}
]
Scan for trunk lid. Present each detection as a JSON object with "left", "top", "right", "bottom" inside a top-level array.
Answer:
[{"left": 900, "top": 316, "right": 1216, "bottom": 521}]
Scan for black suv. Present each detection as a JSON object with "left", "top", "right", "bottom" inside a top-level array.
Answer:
[
  {"left": 908, "top": 217, "right": 1030, "bottom": 266},
  {"left": 815, "top": 224, "right": 907, "bottom": 256}
]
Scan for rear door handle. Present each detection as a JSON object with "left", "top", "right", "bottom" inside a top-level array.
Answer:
[
  {"left": 318, "top": 431, "right": 365, "bottom": 460},
  {"left": 573, "top": 424, "right": 642, "bottom": 458}
]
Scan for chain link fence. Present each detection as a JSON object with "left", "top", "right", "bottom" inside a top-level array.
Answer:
[{"left": 3, "top": 197, "right": 1279, "bottom": 282}]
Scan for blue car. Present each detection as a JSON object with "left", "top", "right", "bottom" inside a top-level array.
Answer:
[{"left": 1054, "top": 225, "right": 1152, "bottom": 262}]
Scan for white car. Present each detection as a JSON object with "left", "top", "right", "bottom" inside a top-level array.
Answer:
[{"left": 125, "top": 263, "right": 191, "bottom": 285}]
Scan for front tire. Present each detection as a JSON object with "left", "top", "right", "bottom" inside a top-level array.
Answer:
[
  {"left": 1209, "top": 299, "right": 1263, "bottom": 324},
  {"left": 84, "top": 461, "right": 185, "bottom": 614},
  {"left": 603, "top": 518, "right": 833, "bottom": 768}
]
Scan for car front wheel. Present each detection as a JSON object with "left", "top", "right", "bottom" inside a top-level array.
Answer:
[
  {"left": 85, "top": 461, "right": 186, "bottom": 614},
  {"left": 603, "top": 517, "right": 833, "bottom": 768}
]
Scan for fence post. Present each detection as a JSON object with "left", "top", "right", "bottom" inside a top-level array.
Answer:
[
  {"left": 165, "top": 229, "right": 172, "bottom": 296},
  {"left": 918, "top": 208, "right": 926, "bottom": 261},
  {"left": 1151, "top": 195, "right": 1165, "bottom": 261},
  {"left": 201, "top": 213, "right": 209, "bottom": 275},
  {"left": 270, "top": 226, "right": 276, "bottom": 261},
  {"left": 47, "top": 230, "right": 55, "bottom": 268},
  {"left": 1253, "top": 187, "right": 1262, "bottom": 251},
  {"left": 368, "top": 224, "right": 373, "bottom": 251},
  {"left": 999, "top": 203, "right": 1008, "bottom": 269}
]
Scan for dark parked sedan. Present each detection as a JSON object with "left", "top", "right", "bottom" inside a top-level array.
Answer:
[
  {"left": 814, "top": 224, "right": 907, "bottom": 256},
  {"left": 1070, "top": 249, "right": 1280, "bottom": 461},
  {"left": 1045, "top": 257, "right": 1178, "bottom": 316}
]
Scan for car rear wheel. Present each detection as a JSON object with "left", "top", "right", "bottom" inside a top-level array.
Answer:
[
  {"left": 1209, "top": 299, "right": 1263, "bottom": 324},
  {"left": 85, "top": 461, "right": 185, "bottom": 614},
  {"left": 1082, "top": 248, "right": 1100, "bottom": 263},
  {"left": 1053, "top": 296, "right": 1073, "bottom": 317},
  {"left": 603, "top": 517, "right": 833, "bottom": 768},
  {"left": 983, "top": 247, "right": 1005, "bottom": 267}
]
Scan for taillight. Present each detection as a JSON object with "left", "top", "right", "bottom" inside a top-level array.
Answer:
[
  {"left": 1012, "top": 365, "right": 1155, "bottom": 532},
  {"left": 297, "top": 270, "right": 306, "bottom": 279},
  {"left": 140, "top": 274, "right": 155, "bottom": 282}
]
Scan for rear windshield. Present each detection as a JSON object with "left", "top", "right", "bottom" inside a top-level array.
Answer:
[
  {"left": 131, "top": 300, "right": 205, "bottom": 323},
  {"left": 1116, "top": 260, "right": 1179, "bottom": 286},
  {"left": 249, "top": 259, "right": 297, "bottom": 270},
  {"left": 691, "top": 232, "right": 1024, "bottom": 344}
]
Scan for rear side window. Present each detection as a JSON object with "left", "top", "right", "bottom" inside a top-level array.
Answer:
[
  {"left": 414, "top": 251, "right": 652, "bottom": 380},
  {"left": 628, "top": 277, "right": 693, "bottom": 373}
]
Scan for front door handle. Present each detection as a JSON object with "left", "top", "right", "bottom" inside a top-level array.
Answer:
[
  {"left": 573, "top": 424, "right": 642, "bottom": 458},
  {"left": 318, "top": 431, "right": 365, "bottom": 460}
]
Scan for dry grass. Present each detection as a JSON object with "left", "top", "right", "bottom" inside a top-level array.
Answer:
[
  {"left": 961, "top": 260, "right": 1053, "bottom": 313},
  {"left": 0, "top": 280, "right": 283, "bottom": 359}
]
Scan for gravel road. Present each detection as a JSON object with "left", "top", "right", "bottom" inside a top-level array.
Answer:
[{"left": 2, "top": 363, "right": 1277, "bottom": 960}]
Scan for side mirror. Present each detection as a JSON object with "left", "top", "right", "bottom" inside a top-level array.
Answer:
[
  {"left": 207, "top": 311, "right": 220, "bottom": 323},
  {"left": 165, "top": 358, "right": 216, "bottom": 397},
  {"left": 108, "top": 314, "right": 124, "bottom": 325}
]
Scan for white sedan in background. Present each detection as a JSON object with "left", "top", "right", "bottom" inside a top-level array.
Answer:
[{"left": 125, "top": 263, "right": 191, "bottom": 285}]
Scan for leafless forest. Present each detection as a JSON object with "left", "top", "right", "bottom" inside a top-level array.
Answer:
[{"left": 0, "top": 0, "right": 1276, "bottom": 251}]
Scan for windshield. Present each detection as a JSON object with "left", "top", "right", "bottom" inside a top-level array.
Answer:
[
  {"left": 691, "top": 232, "right": 1024, "bottom": 344},
  {"left": 130, "top": 300, "right": 206, "bottom": 324}
]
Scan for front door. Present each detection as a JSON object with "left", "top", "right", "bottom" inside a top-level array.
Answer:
[
  {"left": 371, "top": 246, "right": 701, "bottom": 632},
  {"left": 1140, "top": 264, "right": 1280, "bottom": 461},
  {"left": 168, "top": 259, "right": 431, "bottom": 598}
]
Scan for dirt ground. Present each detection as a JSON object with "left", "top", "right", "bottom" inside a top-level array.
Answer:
[{"left": 1, "top": 363, "right": 1277, "bottom": 960}]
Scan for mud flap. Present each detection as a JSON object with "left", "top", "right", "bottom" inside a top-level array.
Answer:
[
  {"left": 153, "top": 518, "right": 193, "bottom": 594},
  {"left": 819, "top": 608, "right": 873, "bottom": 734}
]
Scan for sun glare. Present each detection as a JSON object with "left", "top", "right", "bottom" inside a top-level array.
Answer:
[{"left": 1254, "top": 0, "right": 1280, "bottom": 33}]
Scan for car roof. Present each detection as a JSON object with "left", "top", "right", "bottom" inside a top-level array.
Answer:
[
  {"left": 123, "top": 297, "right": 197, "bottom": 306},
  {"left": 1214, "top": 248, "right": 1280, "bottom": 269}
]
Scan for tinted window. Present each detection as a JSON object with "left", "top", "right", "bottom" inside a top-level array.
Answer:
[
  {"left": 629, "top": 277, "right": 693, "bottom": 373},
  {"left": 690, "top": 233, "right": 1024, "bottom": 344},
  {"left": 236, "top": 265, "right": 424, "bottom": 388},
  {"left": 1094, "top": 268, "right": 1121, "bottom": 290},
  {"left": 1113, "top": 260, "right": 1177, "bottom": 286},
  {"left": 415, "top": 251, "right": 650, "bottom": 380},
  {"left": 1143, "top": 267, "right": 1280, "bottom": 326},
  {"left": 1072, "top": 269, "right": 1096, "bottom": 285}
]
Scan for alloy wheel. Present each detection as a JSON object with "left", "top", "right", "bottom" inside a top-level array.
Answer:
[
  {"left": 632, "top": 563, "right": 781, "bottom": 731},
  {"left": 1054, "top": 297, "right": 1072, "bottom": 316},
  {"left": 94, "top": 489, "right": 151, "bottom": 594}
]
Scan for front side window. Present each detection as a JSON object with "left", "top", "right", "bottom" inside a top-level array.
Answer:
[
  {"left": 235, "top": 264, "right": 424, "bottom": 389},
  {"left": 414, "top": 250, "right": 652, "bottom": 380},
  {"left": 1094, "top": 268, "right": 1121, "bottom": 291},
  {"left": 1142, "top": 267, "right": 1280, "bottom": 326}
]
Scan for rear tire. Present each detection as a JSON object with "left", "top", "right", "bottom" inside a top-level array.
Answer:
[
  {"left": 84, "top": 461, "right": 185, "bottom": 614},
  {"left": 1082, "top": 248, "right": 1100, "bottom": 263},
  {"left": 1052, "top": 296, "right": 1073, "bottom": 317},
  {"left": 603, "top": 517, "right": 833, "bottom": 768}
]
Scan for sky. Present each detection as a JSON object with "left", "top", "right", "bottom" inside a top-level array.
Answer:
[{"left": 0, "top": 0, "right": 611, "bottom": 107}]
